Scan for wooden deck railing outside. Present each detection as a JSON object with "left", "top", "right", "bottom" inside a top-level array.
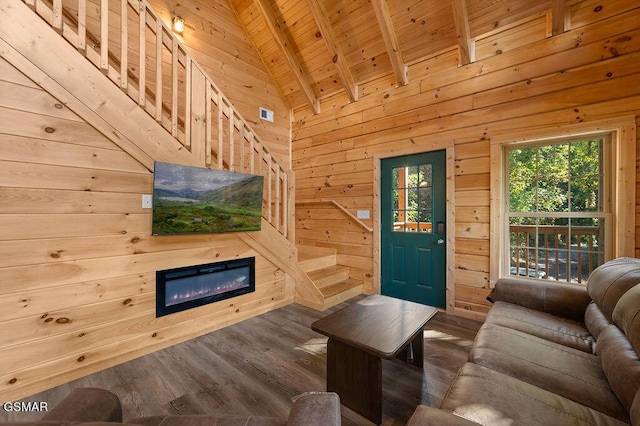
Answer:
[
  {"left": 509, "top": 224, "right": 604, "bottom": 283},
  {"left": 393, "top": 222, "right": 432, "bottom": 232},
  {"left": 23, "top": 0, "right": 293, "bottom": 239}
]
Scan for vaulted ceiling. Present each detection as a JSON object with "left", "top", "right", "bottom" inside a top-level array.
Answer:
[{"left": 228, "top": 0, "right": 579, "bottom": 113}]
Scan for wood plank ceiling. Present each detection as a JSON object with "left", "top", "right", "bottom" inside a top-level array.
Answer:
[{"left": 229, "top": 0, "right": 573, "bottom": 113}]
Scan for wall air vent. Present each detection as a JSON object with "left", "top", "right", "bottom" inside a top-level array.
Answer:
[{"left": 259, "top": 107, "right": 274, "bottom": 123}]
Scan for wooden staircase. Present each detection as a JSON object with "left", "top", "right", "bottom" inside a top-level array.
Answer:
[
  {"left": 297, "top": 245, "right": 363, "bottom": 310},
  {"left": 7, "top": 0, "right": 364, "bottom": 312}
]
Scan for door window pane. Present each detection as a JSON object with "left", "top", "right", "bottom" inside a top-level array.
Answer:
[{"left": 391, "top": 164, "right": 433, "bottom": 233}]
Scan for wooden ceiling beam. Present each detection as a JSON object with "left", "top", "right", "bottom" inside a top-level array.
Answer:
[
  {"left": 307, "top": 0, "right": 358, "bottom": 102},
  {"left": 370, "top": 0, "right": 408, "bottom": 86},
  {"left": 551, "top": 0, "right": 570, "bottom": 35},
  {"left": 451, "top": 0, "right": 475, "bottom": 65},
  {"left": 253, "top": 0, "right": 320, "bottom": 114}
]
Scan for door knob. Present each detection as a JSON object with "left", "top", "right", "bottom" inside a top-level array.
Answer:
[{"left": 437, "top": 239, "right": 445, "bottom": 245}]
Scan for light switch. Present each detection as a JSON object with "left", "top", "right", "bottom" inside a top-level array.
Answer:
[{"left": 142, "top": 194, "right": 153, "bottom": 209}]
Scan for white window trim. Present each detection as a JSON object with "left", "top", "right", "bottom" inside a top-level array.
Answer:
[{"left": 489, "top": 117, "right": 636, "bottom": 287}]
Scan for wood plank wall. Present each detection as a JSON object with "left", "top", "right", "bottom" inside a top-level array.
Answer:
[
  {"left": 145, "top": 0, "right": 292, "bottom": 168},
  {"left": 0, "top": 56, "right": 291, "bottom": 401},
  {"left": 292, "top": 0, "right": 640, "bottom": 318}
]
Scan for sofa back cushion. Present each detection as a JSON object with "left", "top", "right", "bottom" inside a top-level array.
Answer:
[
  {"left": 584, "top": 301, "right": 611, "bottom": 340},
  {"left": 587, "top": 257, "right": 640, "bottom": 325},
  {"left": 597, "top": 325, "right": 640, "bottom": 417},
  {"left": 632, "top": 390, "right": 640, "bottom": 426},
  {"left": 613, "top": 284, "right": 640, "bottom": 354},
  {"left": 598, "top": 284, "right": 640, "bottom": 415}
]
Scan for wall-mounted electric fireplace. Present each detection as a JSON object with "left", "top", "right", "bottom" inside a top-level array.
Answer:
[{"left": 156, "top": 257, "right": 255, "bottom": 317}]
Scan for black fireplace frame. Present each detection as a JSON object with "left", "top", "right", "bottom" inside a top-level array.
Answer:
[{"left": 156, "top": 257, "right": 255, "bottom": 317}]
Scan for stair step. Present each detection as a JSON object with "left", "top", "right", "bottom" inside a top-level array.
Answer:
[
  {"left": 298, "top": 245, "right": 337, "bottom": 259},
  {"left": 320, "top": 278, "right": 363, "bottom": 298},
  {"left": 298, "top": 246, "right": 338, "bottom": 273},
  {"left": 299, "top": 256, "right": 337, "bottom": 273},
  {"left": 321, "top": 279, "right": 364, "bottom": 309},
  {"left": 307, "top": 265, "right": 350, "bottom": 288},
  {"left": 298, "top": 245, "right": 337, "bottom": 256}
]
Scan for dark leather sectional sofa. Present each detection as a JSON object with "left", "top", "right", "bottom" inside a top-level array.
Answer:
[
  {"left": 1, "top": 387, "right": 341, "bottom": 425},
  {"left": 409, "top": 257, "right": 640, "bottom": 425}
]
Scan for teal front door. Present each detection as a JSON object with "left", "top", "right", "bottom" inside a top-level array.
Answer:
[{"left": 380, "top": 151, "right": 446, "bottom": 308}]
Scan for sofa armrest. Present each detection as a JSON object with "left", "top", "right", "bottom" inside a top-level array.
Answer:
[
  {"left": 41, "top": 387, "right": 122, "bottom": 423},
  {"left": 487, "top": 277, "right": 591, "bottom": 322},
  {"left": 287, "top": 392, "right": 340, "bottom": 426},
  {"left": 407, "top": 405, "right": 480, "bottom": 425}
]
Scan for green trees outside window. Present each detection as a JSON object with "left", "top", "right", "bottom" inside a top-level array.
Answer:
[{"left": 507, "top": 137, "right": 608, "bottom": 283}]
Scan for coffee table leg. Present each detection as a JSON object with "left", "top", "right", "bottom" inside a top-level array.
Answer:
[
  {"left": 410, "top": 332, "right": 424, "bottom": 368},
  {"left": 395, "top": 330, "right": 424, "bottom": 368},
  {"left": 326, "top": 338, "right": 382, "bottom": 424}
]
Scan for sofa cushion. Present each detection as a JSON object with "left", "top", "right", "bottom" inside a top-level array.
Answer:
[
  {"left": 407, "top": 405, "right": 481, "bottom": 425},
  {"left": 631, "top": 391, "right": 640, "bottom": 426},
  {"left": 440, "top": 363, "right": 629, "bottom": 426},
  {"left": 0, "top": 423, "right": 133, "bottom": 426},
  {"left": 286, "top": 392, "right": 341, "bottom": 426},
  {"left": 612, "top": 284, "right": 640, "bottom": 356},
  {"left": 598, "top": 285, "right": 640, "bottom": 416},
  {"left": 597, "top": 325, "right": 640, "bottom": 421},
  {"left": 39, "top": 388, "right": 122, "bottom": 423},
  {"left": 485, "top": 301, "right": 595, "bottom": 353},
  {"left": 469, "top": 322, "right": 627, "bottom": 421},
  {"left": 587, "top": 257, "right": 640, "bottom": 328},
  {"left": 131, "top": 415, "right": 284, "bottom": 426},
  {"left": 486, "top": 277, "right": 591, "bottom": 322},
  {"left": 129, "top": 392, "right": 341, "bottom": 426},
  {"left": 584, "top": 301, "right": 611, "bottom": 343}
]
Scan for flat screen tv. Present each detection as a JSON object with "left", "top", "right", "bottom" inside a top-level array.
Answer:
[{"left": 152, "top": 161, "right": 264, "bottom": 235}]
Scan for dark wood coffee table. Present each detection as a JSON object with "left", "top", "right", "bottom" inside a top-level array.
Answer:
[{"left": 311, "top": 294, "right": 438, "bottom": 424}]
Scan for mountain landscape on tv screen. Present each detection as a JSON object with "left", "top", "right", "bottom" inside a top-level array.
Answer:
[{"left": 152, "top": 162, "right": 264, "bottom": 235}]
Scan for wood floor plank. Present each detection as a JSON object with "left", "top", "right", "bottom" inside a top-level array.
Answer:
[{"left": 0, "top": 295, "right": 482, "bottom": 425}]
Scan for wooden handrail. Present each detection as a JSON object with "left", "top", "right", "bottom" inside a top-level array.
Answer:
[
  {"left": 296, "top": 199, "right": 373, "bottom": 232},
  {"left": 23, "top": 0, "right": 293, "bottom": 240}
]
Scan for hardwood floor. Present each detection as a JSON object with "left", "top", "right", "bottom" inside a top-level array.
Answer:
[{"left": 0, "top": 295, "right": 482, "bottom": 425}]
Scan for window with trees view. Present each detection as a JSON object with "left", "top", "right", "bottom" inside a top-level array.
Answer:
[{"left": 506, "top": 135, "right": 610, "bottom": 283}]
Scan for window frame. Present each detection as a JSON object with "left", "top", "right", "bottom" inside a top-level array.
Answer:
[
  {"left": 504, "top": 135, "right": 612, "bottom": 283},
  {"left": 489, "top": 117, "right": 636, "bottom": 287}
]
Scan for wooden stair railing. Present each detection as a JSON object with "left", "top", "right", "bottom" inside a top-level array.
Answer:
[
  {"left": 296, "top": 199, "right": 373, "bottom": 232},
  {"left": 23, "top": 0, "right": 293, "bottom": 240}
]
